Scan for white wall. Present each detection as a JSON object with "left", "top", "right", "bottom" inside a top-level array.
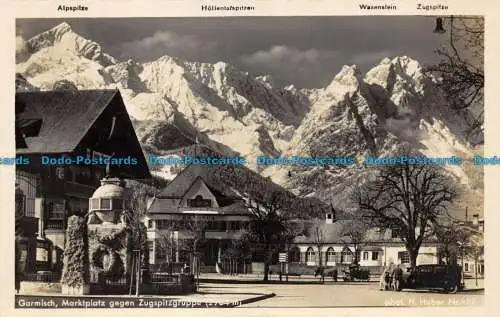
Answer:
[{"left": 295, "top": 244, "right": 438, "bottom": 267}]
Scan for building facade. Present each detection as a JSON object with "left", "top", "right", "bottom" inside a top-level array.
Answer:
[
  {"left": 15, "top": 89, "right": 150, "bottom": 273},
  {"left": 146, "top": 164, "right": 254, "bottom": 271},
  {"left": 460, "top": 214, "right": 484, "bottom": 278},
  {"left": 291, "top": 214, "right": 439, "bottom": 272},
  {"left": 146, "top": 163, "right": 440, "bottom": 275}
]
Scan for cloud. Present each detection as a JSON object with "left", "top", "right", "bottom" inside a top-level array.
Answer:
[
  {"left": 240, "top": 46, "right": 343, "bottom": 87},
  {"left": 16, "top": 36, "right": 27, "bottom": 54},
  {"left": 16, "top": 36, "right": 29, "bottom": 63},
  {"left": 119, "top": 30, "right": 217, "bottom": 61},
  {"left": 241, "top": 45, "right": 340, "bottom": 66}
]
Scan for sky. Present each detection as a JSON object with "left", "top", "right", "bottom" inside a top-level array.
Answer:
[{"left": 16, "top": 17, "right": 451, "bottom": 88}]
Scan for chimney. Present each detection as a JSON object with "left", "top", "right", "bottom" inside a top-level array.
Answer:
[
  {"left": 472, "top": 214, "right": 479, "bottom": 226},
  {"left": 325, "top": 213, "right": 334, "bottom": 224}
]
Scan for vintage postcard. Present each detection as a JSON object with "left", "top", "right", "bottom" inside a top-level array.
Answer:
[{"left": 1, "top": 1, "right": 498, "bottom": 316}]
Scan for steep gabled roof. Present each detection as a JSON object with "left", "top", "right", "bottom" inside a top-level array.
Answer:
[
  {"left": 158, "top": 163, "right": 277, "bottom": 199},
  {"left": 16, "top": 90, "right": 117, "bottom": 154}
]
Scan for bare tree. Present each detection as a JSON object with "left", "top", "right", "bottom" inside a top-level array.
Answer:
[
  {"left": 355, "top": 161, "right": 457, "bottom": 268},
  {"left": 181, "top": 216, "right": 208, "bottom": 278},
  {"left": 156, "top": 228, "right": 177, "bottom": 264},
  {"left": 339, "top": 218, "right": 369, "bottom": 265},
  {"left": 122, "top": 181, "right": 157, "bottom": 294},
  {"left": 433, "top": 221, "right": 472, "bottom": 265},
  {"left": 425, "top": 16, "right": 484, "bottom": 138},
  {"left": 245, "top": 190, "right": 292, "bottom": 281}
]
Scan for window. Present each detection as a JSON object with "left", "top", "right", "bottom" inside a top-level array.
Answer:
[
  {"left": 363, "top": 251, "right": 369, "bottom": 260},
  {"left": 187, "top": 195, "right": 212, "bottom": 208},
  {"left": 418, "top": 266, "right": 432, "bottom": 273},
  {"left": 341, "top": 247, "right": 353, "bottom": 263},
  {"left": 326, "top": 248, "right": 336, "bottom": 263},
  {"left": 398, "top": 251, "right": 410, "bottom": 264},
  {"left": 148, "top": 241, "right": 155, "bottom": 264},
  {"left": 305, "top": 247, "right": 316, "bottom": 263},
  {"left": 15, "top": 188, "right": 25, "bottom": 217},
  {"left": 90, "top": 198, "right": 99, "bottom": 210},
  {"left": 112, "top": 199, "right": 123, "bottom": 209},
  {"left": 157, "top": 220, "right": 174, "bottom": 230},
  {"left": 100, "top": 198, "right": 111, "bottom": 210},
  {"left": 47, "top": 200, "right": 65, "bottom": 219},
  {"left": 372, "top": 251, "right": 379, "bottom": 261},
  {"left": 155, "top": 240, "right": 166, "bottom": 260},
  {"left": 289, "top": 247, "right": 300, "bottom": 263},
  {"left": 228, "top": 221, "right": 241, "bottom": 231},
  {"left": 148, "top": 220, "right": 153, "bottom": 228},
  {"left": 55, "top": 167, "right": 65, "bottom": 180},
  {"left": 391, "top": 228, "right": 400, "bottom": 239},
  {"left": 465, "top": 263, "right": 469, "bottom": 272}
]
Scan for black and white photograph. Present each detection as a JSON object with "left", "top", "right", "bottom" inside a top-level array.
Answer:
[{"left": 11, "top": 14, "right": 485, "bottom": 310}]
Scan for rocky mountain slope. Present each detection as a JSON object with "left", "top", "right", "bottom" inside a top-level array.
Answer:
[{"left": 16, "top": 22, "right": 483, "bottom": 217}]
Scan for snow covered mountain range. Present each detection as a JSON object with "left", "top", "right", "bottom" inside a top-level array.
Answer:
[{"left": 16, "top": 22, "right": 483, "bottom": 216}]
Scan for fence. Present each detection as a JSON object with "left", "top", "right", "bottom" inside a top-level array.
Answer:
[
  {"left": 149, "top": 262, "right": 185, "bottom": 274},
  {"left": 22, "top": 271, "right": 61, "bottom": 283},
  {"left": 219, "top": 259, "right": 248, "bottom": 275}
]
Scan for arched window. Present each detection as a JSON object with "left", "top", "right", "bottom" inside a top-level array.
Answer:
[
  {"left": 341, "top": 246, "right": 353, "bottom": 263},
  {"left": 305, "top": 247, "right": 316, "bottom": 264},
  {"left": 326, "top": 247, "right": 336, "bottom": 263},
  {"left": 289, "top": 247, "right": 300, "bottom": 263}
]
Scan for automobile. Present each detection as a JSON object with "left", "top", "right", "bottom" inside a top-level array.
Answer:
[
  {"left": 342, "top": 264, "right": 370, "bottom": 282},
  {"left": 398, "top": 264, "right": 464, "bottom": 293}
]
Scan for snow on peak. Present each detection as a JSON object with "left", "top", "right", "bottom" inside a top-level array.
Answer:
[
  {"left": 255, "top": 74, "right": 276, "bottom": 89},
  {"left": 325, "top": 65, "right": 361, "bottom": 97},
  {"left": 26, "top": 22, "right": 116, "bottom": 67},
  {"left": 16, "top": 21, "right": 480, "bottom": 208}
]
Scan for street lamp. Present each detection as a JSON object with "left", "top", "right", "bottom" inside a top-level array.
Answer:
[
  {"left": 434, "top": 17, "right": 446, "bottom": 34},
  {"left": 457, "top": 242, "right": 465, "bottom": 286}
]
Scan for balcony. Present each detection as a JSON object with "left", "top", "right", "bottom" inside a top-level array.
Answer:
[
  {"left": 45, "top": 219, "right": 65, "bottom": 231},
  {"left": 16, "top": 216, "right": 39, "bottom": 236}
]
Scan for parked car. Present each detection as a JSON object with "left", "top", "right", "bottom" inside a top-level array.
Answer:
[
  {"left": 342, "top": 264, "right": 370, "bottom": 282},
  {"left": 398, "top": 264, "right": 464, "bottom": 293}
]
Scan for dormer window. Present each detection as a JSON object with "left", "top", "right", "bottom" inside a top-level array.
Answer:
[{"left": 187, "top": 195, "right": 212, "bottom": 208}]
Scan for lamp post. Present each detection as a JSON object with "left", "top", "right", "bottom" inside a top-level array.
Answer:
[
  {"left": 457, "top": 242, "right": 465, "bottom": 287},
  {"left": 434, "top": 17, "right": 446, "bottom": 33}
]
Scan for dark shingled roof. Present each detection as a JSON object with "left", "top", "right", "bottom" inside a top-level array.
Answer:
[
  {"left": 158, "top": 164, "right": 243, "bottom": 198},
  {"left": 16, "top": 90, "right": 118, "bottom": 154}
]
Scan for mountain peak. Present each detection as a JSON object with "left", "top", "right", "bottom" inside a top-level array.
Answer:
[
  {"left": 25, "top": 21, "right": 116, "bottom": 67},
  {"left": 325, "top": 65, "right": 362, "bottom": 96},
  {"left": 52, "top": 22, "right": 72, "bottom": 33},
  {"left": 364, "top": 55, "right": 424, "bottom": 92}
]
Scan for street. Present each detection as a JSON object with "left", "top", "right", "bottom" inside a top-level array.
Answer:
[{"left": 195, "top": 278, "right": 484, "bottom": 307}]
